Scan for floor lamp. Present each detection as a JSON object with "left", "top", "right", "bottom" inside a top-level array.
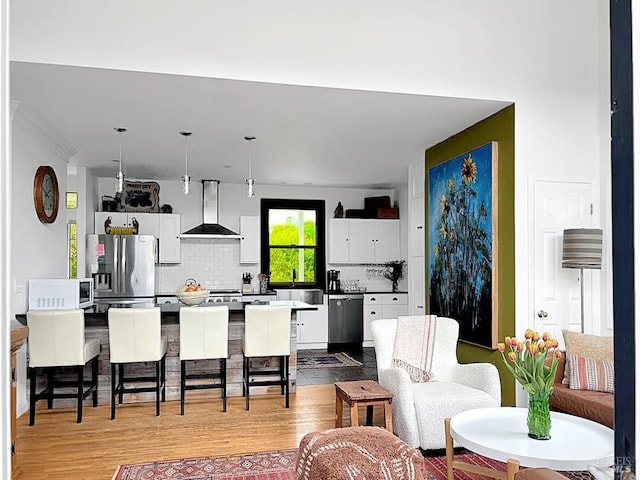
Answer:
[{"left": 561, "top": 228, "right": 603, "bottom": 333}]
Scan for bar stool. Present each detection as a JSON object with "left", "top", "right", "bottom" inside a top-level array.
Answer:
[
  {"left": 243, "top": 305, "right": 292, "bottom": 410},
  {"left": 108, "top": 307, "right": 167, "bottom": 419},
  {"left": 179, "top": 305, "right": 229, "bottom": 414},
  {"left": 26, "top": 309, "right": 100, "bottom": 426}
]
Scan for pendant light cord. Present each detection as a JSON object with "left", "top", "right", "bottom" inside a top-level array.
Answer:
[{"left": 245, "top": 135, "right": 256, "bottom": 178}]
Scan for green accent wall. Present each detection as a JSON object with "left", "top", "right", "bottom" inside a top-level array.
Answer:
[{"left": 425, "top": 104, "right": 515, "bottom": 405}]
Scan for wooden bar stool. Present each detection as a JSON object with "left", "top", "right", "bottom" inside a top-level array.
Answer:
[
  {"left": 26, "top": 309, "right": 100, "bottom": 425},
  {"left": 243, "top": 305, "right": 292, "bottom": 410},
  {"left": 108, "top": 307, "right": 167, "bottom": 419},
  {"left": 179, "top": 305, "right": 229, "bottom": 414}
]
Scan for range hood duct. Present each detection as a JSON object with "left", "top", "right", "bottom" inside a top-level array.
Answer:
[{"left": 180, "top": 180, "right": 241, "bottom": 238}]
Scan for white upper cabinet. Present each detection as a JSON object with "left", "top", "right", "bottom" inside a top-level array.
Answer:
[
  {"left": 157, "top": 214, "right": 181, "bottom": 264},
  {"left": 409, "top": 197, "right": 425, "bottom": 258},
  {"left": 409, "top": 160, "right": 425, "bottom": 199},
  {"left": 94, "top": 212, "right": 181, "bottom": 264},
  {"left": 239, "top": 215, "right": 260, "bottom": 264},
  {"left": 327, "top": 218, "right": 351, "bottom": 263},
  {"left": 328, "top": 219, "right": 399, "bottom": 264},
  {"left": 408, "top": 158, "right": 426, "bottom": 316}
]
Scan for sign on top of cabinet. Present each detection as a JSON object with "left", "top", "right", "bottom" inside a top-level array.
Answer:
[
  {"left": 94, "top": 212, "right": 181, "bottom": 264},
  {"left": 328, "top": 218, "right": 400, "bottom": 264}
]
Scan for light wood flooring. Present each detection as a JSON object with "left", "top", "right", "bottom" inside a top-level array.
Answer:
[{"left": 15, "top": 384, "right": 385, "bottom": 480}]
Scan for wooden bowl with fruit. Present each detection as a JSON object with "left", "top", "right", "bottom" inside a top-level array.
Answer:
[{"left": 176, "top": 278, "right": 209, "bottom": 306}]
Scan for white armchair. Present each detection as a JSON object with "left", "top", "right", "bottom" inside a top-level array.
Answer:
[{"left": 371, "top": 317, "right": 501, "bottom": 450}]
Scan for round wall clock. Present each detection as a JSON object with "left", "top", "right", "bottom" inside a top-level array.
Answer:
[{"left": 33, "top": 166, "right": 59, "bottom": 224}]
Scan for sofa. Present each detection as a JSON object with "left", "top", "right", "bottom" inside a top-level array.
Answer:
[{"left": 549, "top": 351, "right": 614, "bottom": 428}]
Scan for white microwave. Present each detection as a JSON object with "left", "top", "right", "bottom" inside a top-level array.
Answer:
[{"left": 28, "top": 278, "right": 94, "bottom": 310}]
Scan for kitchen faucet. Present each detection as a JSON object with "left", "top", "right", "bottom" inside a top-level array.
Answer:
[{"left": 291, "top": 268, "right": 296, "bottom": 287}]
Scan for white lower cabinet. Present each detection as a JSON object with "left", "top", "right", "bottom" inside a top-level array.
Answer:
[
  {"left": 363, "top": 293, "right": 408, "bottom": 347},
  {"left": 297, "top": 305, "right": 328, "bottom": 348}
]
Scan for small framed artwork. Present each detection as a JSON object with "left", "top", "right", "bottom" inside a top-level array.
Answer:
[
  {"left": 427, "top": 141, "right": 499, "bottom": 349},
  {"left": 66, "top": 191, "right": 78, "bottom": 209}
]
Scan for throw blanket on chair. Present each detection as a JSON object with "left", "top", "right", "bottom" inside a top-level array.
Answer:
[{"left": 392, "top": 315, "right": 437, "bottom": 382}]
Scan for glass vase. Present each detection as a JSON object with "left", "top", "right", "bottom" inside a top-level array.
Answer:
[
  {"left": 392, "top": 280, "right": 399, "bottom": 292},
  {"left": 527, "top": 391, "right": 551, "bottom": 440}
]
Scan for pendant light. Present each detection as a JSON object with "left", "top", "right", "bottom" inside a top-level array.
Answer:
[
  {"left": 180, "top": 131, "right": 192, "bottom": 195},
  {"left": 244, "top": 135, "right": 256, "bottom": 198},
  {"left": 114, "top": 127, "right": 127, "bottom": 194}
]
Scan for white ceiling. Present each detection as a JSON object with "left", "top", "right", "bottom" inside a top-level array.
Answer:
[{"left": 10, "top": 61, "right": 509, "bottom": 189}]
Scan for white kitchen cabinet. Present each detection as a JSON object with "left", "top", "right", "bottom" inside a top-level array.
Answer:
[
  {"left": 363, "top": 293, "right": 407, "bottom": 346},
  {"left": 408, "top": 257, "right": 426, "bottom": 315},
  {"left": 409, "top": 198, "right": 425, "bottom": 258},
  {"left": 239, "top": 215, "right": 260, "bottom": 264},
  {"left": 158, "top": 214, "right": 181, "bottom": 263},
  {"left": 362, "top": 294, "right": 382, "bottom": 345},
  {"left": 408, "top": 158, "right": 426, "bottom": 320},
  {"left": 94, "top": 211, "right": 158, "bottom": 235},
  {"left": 328, "top": 219, "right": 399, "bottom": 264},
  {"left": 297, "top": 305, "right": 328, "bottom": 348},
  {"left": 409, "top": 160, "right": 425, "bottom": 199},
  {"left": 94, "top": 212, "right": 181, "bottom": 264},
  {"left": 328, "top": 219, "right": 350, "bottom": 263}
]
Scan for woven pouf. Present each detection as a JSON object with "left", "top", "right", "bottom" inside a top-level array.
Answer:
[{"left": 296, "top": 426, "right": 427, "bottom": 480}]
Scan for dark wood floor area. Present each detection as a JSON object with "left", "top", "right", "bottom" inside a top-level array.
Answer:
[{"left": 295, "top": 347, "right": 378, "bottom": 386}]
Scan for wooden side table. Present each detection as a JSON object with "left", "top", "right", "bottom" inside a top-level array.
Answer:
[{"left": 335, "top": 380, "right": 393, "bottom": 432}]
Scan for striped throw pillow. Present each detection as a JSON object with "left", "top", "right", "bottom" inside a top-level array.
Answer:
[{"left": 567, "top": 353, "right": 614, "bottom": 393}]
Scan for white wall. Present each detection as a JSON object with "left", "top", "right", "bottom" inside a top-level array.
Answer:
[
  {"left": 10, "top": 104, "right": 75, "bottom": 315},
  {"left": 10, "top": 103, "right": 77, "bottom": 415},
  {"left": 95, "top": 176, "right": 405, "bottom": 293},
  {"left": 9, "top": 0, "right": 611, "bottom": 343}
]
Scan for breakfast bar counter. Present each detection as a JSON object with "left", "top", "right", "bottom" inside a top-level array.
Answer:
[{"left": 17, "top": 300, "right": 317, "bottom": 408}]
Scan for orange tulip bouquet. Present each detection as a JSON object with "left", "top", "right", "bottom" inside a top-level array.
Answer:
[{"left": 498, "top": 329, "right": 561, "bottom": 440}]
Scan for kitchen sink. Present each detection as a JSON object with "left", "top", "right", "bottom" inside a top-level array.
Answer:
[{"left": 275, "top": 289, "right": 324, "bottom": 305}]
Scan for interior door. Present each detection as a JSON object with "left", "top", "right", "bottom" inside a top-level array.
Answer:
[{"left": 532, "top": 181, "right": 594, "bottom": 343}]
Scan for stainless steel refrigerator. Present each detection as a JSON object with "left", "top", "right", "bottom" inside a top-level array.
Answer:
[{"left": 86, "top": 234, "right": 156, "bottom": 304}]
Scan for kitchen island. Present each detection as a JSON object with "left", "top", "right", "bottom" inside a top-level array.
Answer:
[{"left": 17, "top": 300, "right": 317, "bottom": 408}]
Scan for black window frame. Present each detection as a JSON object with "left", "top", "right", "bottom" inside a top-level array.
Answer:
[{"left": 260, "top": 198, "right": 326, "bottom": 291}]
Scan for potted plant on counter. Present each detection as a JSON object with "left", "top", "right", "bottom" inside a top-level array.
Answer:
[{"left": 384, "top": 260, "right": 406, "bottom": 292}]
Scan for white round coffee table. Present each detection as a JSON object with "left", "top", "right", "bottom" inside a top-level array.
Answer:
[{"left": 444, "top": 407, "right": 614, "bottom": 480}]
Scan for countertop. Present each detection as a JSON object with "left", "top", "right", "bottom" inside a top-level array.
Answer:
[{"left": 15, "top": 299, "right": 317, "bottom": 326}]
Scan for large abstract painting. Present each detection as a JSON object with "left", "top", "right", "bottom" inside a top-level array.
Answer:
[{"left": 427, "top": 142, "right": 498, "bottom": 349}]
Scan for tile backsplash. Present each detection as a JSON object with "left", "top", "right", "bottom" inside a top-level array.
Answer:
[
  {"left": 156, "top": 239, "right": 407, "bottom": 294},
  {"left": 157, "top": 239, "right": 256, "bottom": 294}
]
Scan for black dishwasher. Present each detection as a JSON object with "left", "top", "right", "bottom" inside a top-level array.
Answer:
[{"left": 328, "top": 294, "right": 364, "bottom": 351}]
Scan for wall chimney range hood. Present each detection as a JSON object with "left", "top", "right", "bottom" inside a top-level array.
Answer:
[{"left": 180, "top": 180, "right": 241, "bottom": 239}]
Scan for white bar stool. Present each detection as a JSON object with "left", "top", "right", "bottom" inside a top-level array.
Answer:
[
  {"left": 243, "top": 305, "right": 292, "bottom": 410},
  {"left": 179, "top": 305, "right": 229, "bottom": 414},
  {"left": 26, "top": 309, "right": 100, "bottom": 425},
  {"left": 108, "top": 307, "right": 167, "bottom": 419}
]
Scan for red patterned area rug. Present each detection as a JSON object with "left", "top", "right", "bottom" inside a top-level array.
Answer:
[{"left": 112, "top": 448, "right": 593, "bottom": 480}]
